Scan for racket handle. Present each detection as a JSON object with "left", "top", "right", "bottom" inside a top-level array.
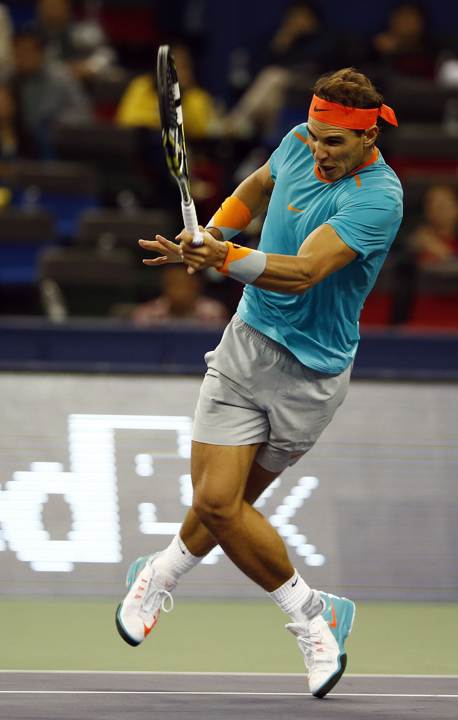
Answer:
[{"left": 181, "top": 199, "right": 204, "bottom": 247}]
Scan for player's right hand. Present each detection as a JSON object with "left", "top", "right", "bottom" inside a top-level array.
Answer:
[
  {"left": 138, "top": 236, "right": 184, "bottom": 266},
  {"left": 178, "top": 226, "right": 228, "bottom": 275}
]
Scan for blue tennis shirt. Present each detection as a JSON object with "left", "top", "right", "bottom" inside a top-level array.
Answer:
[{"left": 237, "top": 123, "right": 403, "bottom": 373}]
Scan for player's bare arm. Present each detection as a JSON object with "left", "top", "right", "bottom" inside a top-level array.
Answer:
[
  {"left": 206, "top": 161, "right": 275, "bottom": 240},
  {"left": 178, "top": 223, "right": 357, "bottom": 293},
  {"left": 255, "top": 224, "right": 357, "bottom": 293},
  {"left": 138, "top": 162, "right": 274, "bottom": 265}
]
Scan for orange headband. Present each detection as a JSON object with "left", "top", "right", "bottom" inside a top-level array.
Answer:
[{"left": 309, "top": 94, "right": 398, "bottom": 129}]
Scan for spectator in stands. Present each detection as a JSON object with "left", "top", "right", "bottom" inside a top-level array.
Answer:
[
  {"left": 11, "top": 26, "right": 91, "bottom": 159},
  {"left": 35, "top": 0, "right": 117, "bottom": 80},
  {"left": 372, "top": 2, "right": 439, "bottom": 80},
  {"left": 116, "top": 43, "right": 220, "bottom": 139},
  {"left": 390, "top": 184, "right": 458, "bottom": 323},
  {"left": 0, "top": 82, "right": 29, "bottom": 162},
  {"left": 0, "top": 4, "right": 14, "bottom": 81},
  {"left": 223, "top": 1, "right": 332, "bottom": 138},
  {"left": 410, "top": 184, "right": 458, "bottom": 269},
  {"left": 131, "top": 265, "right": 228, "bottom": 326}
]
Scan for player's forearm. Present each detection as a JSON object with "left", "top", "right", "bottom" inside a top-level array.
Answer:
[
  {"left": 231, "top": 172, "right": 272, "bottom": 219},
  {"left": 206, "top": 163, "right": 273, "bottom": 241},
  {"left": 253, "top": 253, "right": 314, "bottom": 294},
  {"left": 182, "top": 209, "right": 356, "bottom": 289},
  {"left": 214, "top": 241, "right": 314, "bottom": 294}
]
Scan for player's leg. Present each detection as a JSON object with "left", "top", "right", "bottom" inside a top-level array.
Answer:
[
  {"left": 116, "top": 314, "right": 321, "bottom": 646},
  {"left": 178, "top": 458, "right": 279, "bottom": 557},
  {"left": 115, "top": 448, "right": 281, "bottom": 647},
  {"left": 140, "top": 459, "right": 281, "bottom": 584},
  {"left": 190, "top": 440, "right": 294, "bottom": 590},
  {"left": 149, "top": 441, "right": 321, "bottom": 613},
  {"left": 257, "top": 354, "right": 355, "bottom": 698},
  {"left": 171, "top": 447, "right": 355, "bottom": 705}
]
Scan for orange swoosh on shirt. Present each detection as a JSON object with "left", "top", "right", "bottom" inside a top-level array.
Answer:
[
  {"left": 287, "top": 203, "right": 304, "bottom": 213},
  {"left": 293, "top": 131, "right": 309, "bottom": 145},
  {"left": 328, "top": 601, "right": 337, "bottom": 629}
]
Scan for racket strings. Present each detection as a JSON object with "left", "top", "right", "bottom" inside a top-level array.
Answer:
[
  {"left": 162, "top": 63, "right": 186, "bottom": 176},
  {"left": 166, "top": 73, "right": 177, "bottom": 122},
  {"left": 158, "top": 46, "right": 192, "bottom": 201}
]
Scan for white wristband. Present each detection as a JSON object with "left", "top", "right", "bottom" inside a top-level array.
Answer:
[{"left": 218, "top": 242, "right": 267, "bottom": 285}]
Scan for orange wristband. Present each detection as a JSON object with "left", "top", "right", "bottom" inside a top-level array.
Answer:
[{"left": 207, "top": 196, "right": 252, "bottom": 241}]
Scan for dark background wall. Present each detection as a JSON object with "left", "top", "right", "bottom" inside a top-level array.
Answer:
[{"left": 176, "top": 0, "right": 458, "bottom": 96}]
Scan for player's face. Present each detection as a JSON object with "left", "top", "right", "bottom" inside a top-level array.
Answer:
[{"left": 307, "top": 118, "right": 376, "bottom": 181}]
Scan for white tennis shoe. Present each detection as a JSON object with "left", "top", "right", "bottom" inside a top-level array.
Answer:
[
  {"left": 286, "top": 592, "right": 356, "bottom": 698},
  {"left": 115, "top": 553, "right": 175, "bottom": 647}
]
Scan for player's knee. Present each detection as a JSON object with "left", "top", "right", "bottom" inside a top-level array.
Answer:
[{"left": 192, "top": 489, "right": 239, "bottom": 528}]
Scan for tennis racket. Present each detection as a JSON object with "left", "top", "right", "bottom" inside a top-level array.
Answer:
[{"left": 157, "top": 44, "right": 203, "bottom": 247}]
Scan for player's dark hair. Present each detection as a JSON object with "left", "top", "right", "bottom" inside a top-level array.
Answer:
[{"left": 313, "top": 68, "right": 384, "bottom": 110}]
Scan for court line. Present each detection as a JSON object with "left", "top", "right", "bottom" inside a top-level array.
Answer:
[
  {"left": 1, "top": 670, "right": 457, "bottom": 679},
  {"left": 0, "top": 690, "right": 457, "bottom": 698}
]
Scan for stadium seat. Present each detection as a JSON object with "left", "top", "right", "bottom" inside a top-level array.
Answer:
[
  {"left": 53, "top": 120, "right": 140, "bottom": 165},
  {"left": 384, "top": 77, "right": 458, "bottom": 124},
  {"left": 0, "top": 209, "right": 56, "bottom": 285},
  {"left": 85, "top": 72, "right": 133, "bottom": 121},
  {"left": 52, "top": 121, "right": 172, "bottom": 205},
  {"left": 76, "top": 208, "right": 179, "bottom": 298},
  {"left": 1, "top": 161, "right": 100, "bottom": 240},
  {"left": 98, "top": 2, "right": 160, "bottom": 69},
  {"left": 77, "top": 208, "right": 179, "bottom": 250},
  {"left": 38, "top": 246, "right": 139, "bottom": 317},
  {"left": 381, "top": 124, "right": 458, "bottom": 175}
]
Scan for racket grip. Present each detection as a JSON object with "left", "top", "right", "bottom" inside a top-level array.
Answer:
[{"left": 181, "top": 199, "right": 204, "bottom": 247}]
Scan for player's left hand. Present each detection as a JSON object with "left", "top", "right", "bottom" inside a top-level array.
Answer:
[
  {"left": 178, "top": 227, "right": 228, "bottom": 274},
  {"left": 138, "top": 235, "right": 183, "bottom": 265}
]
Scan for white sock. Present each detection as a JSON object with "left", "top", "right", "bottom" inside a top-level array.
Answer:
[
  {"left": 269, "top": 569, "right": 323, "bottom": 622},
  {"left": 151, "top": 534, "right": 202, "bottom": 584}
]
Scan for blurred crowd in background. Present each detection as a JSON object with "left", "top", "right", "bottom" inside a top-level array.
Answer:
[{"left": 0, "top": 0, "right": 456, "bottom": 328}]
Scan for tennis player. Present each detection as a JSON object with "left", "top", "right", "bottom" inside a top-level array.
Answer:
[{"left": 116, "top": 68, "right": 403, "bottom": 699}]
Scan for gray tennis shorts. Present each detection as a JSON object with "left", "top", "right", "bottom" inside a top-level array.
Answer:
[{"left": 192, "top": 314, "right": 352, "bottom": 474}]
